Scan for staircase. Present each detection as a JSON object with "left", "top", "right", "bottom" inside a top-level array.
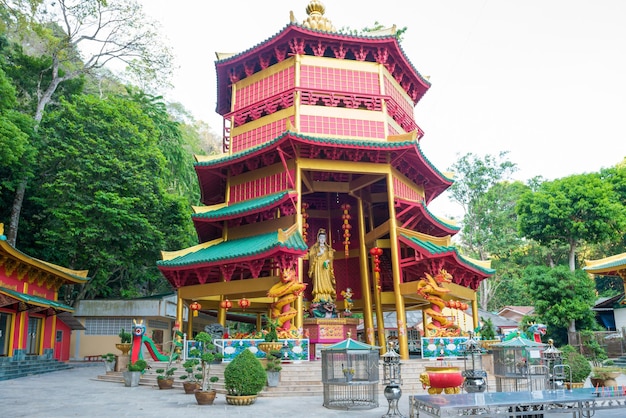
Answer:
[
  {"left": 96, "top": 358, "right": 488, "bottom": 397},
  {"left": 0, "top": 354, "right": 73, "bottom": 381},
  {"left": 612, "top": 355, "right": 626, "bottom": 367}
]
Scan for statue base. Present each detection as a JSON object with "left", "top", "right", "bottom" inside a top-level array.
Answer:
[{"left": 303, "top": 317, "right": 360, "bottom": 360}]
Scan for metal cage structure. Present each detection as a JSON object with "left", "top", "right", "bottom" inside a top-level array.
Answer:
[
  {"left": 491, "top": 337, "right": 547, "bottom": 392},
  {"left": 321, "top": 337, "right": 380, "bottom": 410}
]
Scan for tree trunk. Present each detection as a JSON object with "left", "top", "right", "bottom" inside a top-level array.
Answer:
[
  {"left": 568, "top": 318, "right": 576, "bottom": 333},
  {"left": 568, "top": 241, "right": 577, "bottom": 272},
  {"left": 7, "top": 179, "right": 27, "bottom": 246},
  {"left": 9, "top": 60, "right": 65, "bottom": 245}
]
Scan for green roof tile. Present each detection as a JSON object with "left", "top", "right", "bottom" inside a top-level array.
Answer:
[
  {"left": 401, "top": 234, "right": 495, "bottom": 275},
  {"left": 0, "top": 287, "right": 74, "bottom": 312},
  {"left": 584, "top": 256, "right": 626, "bottom": 273},
  {"left": 158, "top": 229, "right": 307, "bottom": 268},
  {"left": 194, "top": 132, "right": 452, "bottom": 183},
  {"left": 193, "top": 191, "right": 295, "bottom": 220},
  {"left": 322, "top": 337, "right": 380, "bottom": 351}
]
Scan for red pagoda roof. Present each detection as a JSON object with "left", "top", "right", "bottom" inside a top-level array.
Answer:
[
  {"left": 215, "top": 23, "right": 431, "bottom": 116},
  {"left": 195, "top": 132, "right": 453, "bottom": 206}
]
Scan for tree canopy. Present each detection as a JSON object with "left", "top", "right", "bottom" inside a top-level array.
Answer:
[
  {"left": 522, "top": 265, "right": 598, "bottom": 345},
  {"left": 517, "top": 172, "right": 626, "bottom": 270},
  {"left": 28, "top": 94, "right": 195, "bottom": 302}
]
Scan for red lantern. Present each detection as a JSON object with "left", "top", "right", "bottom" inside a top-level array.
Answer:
[
  {"left": 369, "top": 247, "right": 383, "bottom": 291},
  {"left": 341, "top": 203, "right": 351, "bottom": 257},
  {"left": 301, "top": 203, "right": 309, "bottom": 244},
  {"left": 219, "top": 298, "right": 232, "bottom": 311},
  {"left": 238, "top": 297, "right": 250, "bottom": 310},
  {"left": 189, "top": 301, "right": 201, "bottom": 317}
]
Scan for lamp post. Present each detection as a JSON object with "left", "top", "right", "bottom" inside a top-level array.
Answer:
[
  {"left": 461, "top": 332, "right": 488, "bottom": 393},
  {"left": 381, "top": 341, "right": 405, "bottom": 418}
]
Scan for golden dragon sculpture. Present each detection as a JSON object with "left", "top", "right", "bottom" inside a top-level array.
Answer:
[
  {"left": 266, "top": 268, "right": 307, "bottom": 338},
  {"left": 417, "top": 269, "right": 462, "bottom": 337}
]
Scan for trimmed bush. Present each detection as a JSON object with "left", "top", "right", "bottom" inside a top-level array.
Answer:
[
  {"left": 561, "top": 344, "right": 591, "bottom": 383},
  {"left": 224, "top": 348, "right": 266, "bottom": 396}
]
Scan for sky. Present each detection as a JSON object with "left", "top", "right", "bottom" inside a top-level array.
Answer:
[{"left": 140, "top": 0, "right": 625, "bottom": 219}]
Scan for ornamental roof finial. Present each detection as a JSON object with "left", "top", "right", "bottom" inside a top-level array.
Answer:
[{"left": 301, "top": 0, "right": 336, "bottom": 32}]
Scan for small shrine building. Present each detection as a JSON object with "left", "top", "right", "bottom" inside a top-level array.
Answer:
[
  {"left": 0, "top": 224, "right": 89, "bottom": 362},
  {"left": 157, "top": 1, "right": 493, "bottom": 359}
]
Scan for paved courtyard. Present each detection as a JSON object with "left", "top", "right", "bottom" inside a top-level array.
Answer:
[{"left": 1, "top": 365, "right": 625, "bottom": 417}]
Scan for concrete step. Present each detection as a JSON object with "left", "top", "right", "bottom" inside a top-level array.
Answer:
[{"left": 96, "top": 358, "right": 493, "bottom": 397}]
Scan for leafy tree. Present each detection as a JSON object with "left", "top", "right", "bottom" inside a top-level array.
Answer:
[
  {"left": 126, "top": 88, "right": 202, "bottom": 205},
  {"left": 517, "top": 173, "right": 626, "bottom": 271},
  {"left": 27, "top": 94, "right": 192, "bottom": 302},
  {"left": 447, "top": 152, "right": 518, "bottom": 257},
  {"left": 446, "top": 152, "right": 517, "bottom": 309},
  {"left": 0, "top": 46, "right": 36, "bottom": 225},
  {"left": 522, "top": 265, "right": 598, "bottom": 345},
  {"left": 469, "top": 181, "right": 531, "bottom": 309},
  {"left": 2, "top": 0, "right": 173, "bottom": 245}
]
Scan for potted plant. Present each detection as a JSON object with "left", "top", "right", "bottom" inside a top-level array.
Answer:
[
  {"left": 116, "top": 328, "right": 132, "bottom": 355},
  {"left": 560, "top": 345, "right": 591, "bottom": 388},
  {"left": 123, "top": 359, "right": 147, "bottom": 387},
  {"left": 155, "top": 347, "right": 178, "bottom": 390},
  {"left": 258, "top": 318, "right": 282, "bottom": 355},
  {"left": 265, "top": 349, "right": 282, "bottom": 387},
  {"left": 101, "top": 353, "right": 116, "bottom": 372},
  {"left": 190, "top": 331, "right": 223, "bottom": 405},
  {"left": 224, "top": 348, "right": 266, "bottom": 405},
  {"left": 590, "top": 362, "right": 624, "bottom": 387},
  {"left": 180, "top": 358, "right": 202, "bottom": 394}
]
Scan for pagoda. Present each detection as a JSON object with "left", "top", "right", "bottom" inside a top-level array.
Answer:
[{"left": 157, "top": 1, "right": 493, "bottom": 359}]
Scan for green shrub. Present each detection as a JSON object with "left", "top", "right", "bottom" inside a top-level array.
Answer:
[
  {"left": 118, "top": 328, "right": 132, "bottom": 344},
  {"left": 180, "top": 358, "right": 202, "bottom": 383},
  {"left": 265, "top": 350, "right": 282, "bottom": 372},
  {"left": 192, "top": 331, "right": 223, "bottom": 391},
  {"left": 101, "top": 353, "right": 116, "bottom": 362},
  {"left": 561, "top": 344, "right": 591, "bottom": 383},
  {"left": 224, "top": 348, "right": 266, "bottom": 396},
  {"left": 128, "top": 359, "right": 147, "bottom": 372}
]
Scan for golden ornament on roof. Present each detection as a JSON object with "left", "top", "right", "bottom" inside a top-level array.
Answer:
[{"left": 301, "top": 0, "right": 335, "bottom": 32}]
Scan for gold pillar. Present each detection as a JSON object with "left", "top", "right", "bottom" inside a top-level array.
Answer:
[
  {"left": 186, "top": 301, "right": 193, "bottom": 338},
  {"left": 368, "top": 204, "right": 386, "bottom": 352},
  {"left": 176, "top": 293, "right": 184, "bottom": 332},
  {"left": 387, "top": 173, "right": 409, "bottom": 359},
  {"left": 256, "top": 313, "right": 263, "bottom": 332},
  {"left": 357, "top": 198, "right": 375, "bottom": 346},
  {"left": 472, "top": 298, "right": 479, "bottom": 330},
  {"left": 217, "top": 296, "right": 227, "bottom": 326},
  {"left": 295, "top": 163, "right": 303, "bottom": 331}
]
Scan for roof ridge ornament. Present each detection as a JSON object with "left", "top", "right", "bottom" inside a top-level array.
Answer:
[{"left": 299, "top": 0, "right": 336, "bottom": 33}]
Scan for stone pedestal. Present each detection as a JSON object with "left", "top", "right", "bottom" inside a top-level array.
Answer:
[
  {"left": 303, "top": 318, "right": 360, "bottom": 360},
  {"left": 116, "top": 354, "right": 129, "bottom": 372}
]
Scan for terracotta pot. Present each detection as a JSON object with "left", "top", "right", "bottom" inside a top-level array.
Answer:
[
  {"left": 194, "top": 390, "right": 217, "bottom": 405},
  {"left": 183, "top": 381, "right": 200, "bottom": 394},
  {"left": 225, "top": 394, "right": 258, "bottom": 406},
  {"left": 157, "top": 378, "right": 174, "bottom": 389}
]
